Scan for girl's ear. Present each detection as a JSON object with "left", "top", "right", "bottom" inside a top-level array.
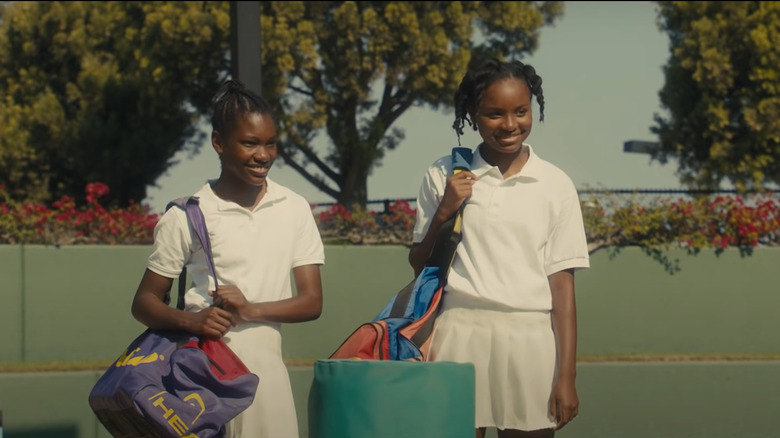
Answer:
[{"left": 212, "top": 131, "right": 224, "bottom": 155}]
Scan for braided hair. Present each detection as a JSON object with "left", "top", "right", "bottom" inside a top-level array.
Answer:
[
  {"left": 452, "top": 58, "right": 545, "bottom": 142},
  {"left": 211, "top": 79, "right": 275, "bottom": 135}
]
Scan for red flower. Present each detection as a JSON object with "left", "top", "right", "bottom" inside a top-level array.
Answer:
[{"left": 85, "top": 182, "right": 110, "bottom": 204}]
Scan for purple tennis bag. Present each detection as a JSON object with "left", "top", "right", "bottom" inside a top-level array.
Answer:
[{"left": 88, "top": 196, "right": 259, "bottom": 438}]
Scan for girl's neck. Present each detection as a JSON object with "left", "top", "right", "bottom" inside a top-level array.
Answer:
[
  {"left": 479, "top": 144, "right": 529, "bottom": 178},
  {"left": 210, "top": 179, "right": 266, "bottom": 210}
]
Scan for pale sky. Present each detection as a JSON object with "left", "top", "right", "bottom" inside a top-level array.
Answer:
[{"left": 145, "top": 1, "right": 679, "bottom": 213}]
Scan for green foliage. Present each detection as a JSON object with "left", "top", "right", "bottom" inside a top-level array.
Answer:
[
  {"left": 652, "top": 1, "right": 780, "bottom": 192},
  {"left": 0, "top": 1, "right": 231, "bottom": 206},
  {"left": 258, "top": 1, "right": 564, "bottom": 208}
]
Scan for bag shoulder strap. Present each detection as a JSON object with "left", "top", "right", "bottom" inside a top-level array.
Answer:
[
  {"left": 386, "top": 147, "right": 473, "bottom": 320},
  {"left": 165, "top": 196, "right": 217, "bottom": 310},
  {"left": 423, "top": 146, "right": 472, "bottom": 274}
]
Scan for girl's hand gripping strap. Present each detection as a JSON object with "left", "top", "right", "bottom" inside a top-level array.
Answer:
[
  {"left": 450, "top": 146, "right": 473, "bottom": 235},
  {"left": 425, "top": 147, "right": 473, "bottom": 274}
]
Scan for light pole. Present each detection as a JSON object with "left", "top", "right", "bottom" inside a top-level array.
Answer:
[
  {"left": 623, "top": 140, "right": 660, "bottom": 154},
  {"left": 230, "top": 1, "right": 262, "bottom": 96}
]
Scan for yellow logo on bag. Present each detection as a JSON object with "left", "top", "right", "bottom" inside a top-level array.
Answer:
[
  {"left": 114, "top": 347, "right": 164, "bottom": 367},
  {"left": 148, "top": 390, "right": 206, "bottom": 437}
]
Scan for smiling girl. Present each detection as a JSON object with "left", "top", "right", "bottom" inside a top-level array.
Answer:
[
  {"left": 131, "top": 79, "right": 325, "bottom": 438},
  {"left": 409, "top": 58, "right": 590, "bottom": 438}
]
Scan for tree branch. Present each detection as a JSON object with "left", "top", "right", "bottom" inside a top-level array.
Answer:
[{"left": 276, "top": 145, "right": 339, "bottom": 199}]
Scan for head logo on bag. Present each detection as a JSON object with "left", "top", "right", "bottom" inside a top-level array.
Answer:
[{"left": 147, "top": 389, "right": 205, "bottom": 437}]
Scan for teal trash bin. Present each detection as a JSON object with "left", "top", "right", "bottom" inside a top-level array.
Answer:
[{"left": 308, "top": 359, "right": 475, "bottom": 438}]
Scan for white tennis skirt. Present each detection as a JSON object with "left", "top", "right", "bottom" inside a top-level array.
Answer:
[
  {"left": 427, "top": 293, "right": 558, "bottom": 431},
  {"left": 223, "top": 323, "right": 299, "bottom": 438}
]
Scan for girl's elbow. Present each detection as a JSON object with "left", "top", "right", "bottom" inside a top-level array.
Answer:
[
  {"left": 130, "top": 299, "right": 144, "bottom": 322},
  {"left": 307, "top": 299, "right": 322, "bottom": 320},
  {"left": 305, "top": 295, "right": 323, "bottom": 321}
]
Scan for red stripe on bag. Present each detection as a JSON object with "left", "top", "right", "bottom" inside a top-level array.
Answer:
[{"left": 179, "top": 338, "right": 252, "bottom": 380}]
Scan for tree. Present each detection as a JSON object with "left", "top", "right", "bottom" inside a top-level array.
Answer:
[
  {"left": 652, "top": 1, "right": 780, "bottom": 192},
  {"left": 0, "top": 1, "right": 231, "bottom": 206},
  {"left": 0, "top": 1, "right": 562, "bottom": 208},
  {"left": 258, "top": 1, "right": 563, "bottom": 208}
]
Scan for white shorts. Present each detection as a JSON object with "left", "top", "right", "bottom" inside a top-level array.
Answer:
[{"left": 427, "top": 293, "right": 557, "bottom": 431}]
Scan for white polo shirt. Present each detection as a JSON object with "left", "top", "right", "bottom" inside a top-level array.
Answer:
[
  {"left": 413, "top": 144, "right": 590, "bottom": 311},
  {"left": 147, "top": 178, "right": 325, "bottom": 316}
]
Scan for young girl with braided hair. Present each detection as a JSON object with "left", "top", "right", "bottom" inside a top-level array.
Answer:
[
  {"left": 409, "top": 57, "right": 590, "bottom": 438},
  {"left": 132, "top": 79, "right": 325, "bottom": 438}
]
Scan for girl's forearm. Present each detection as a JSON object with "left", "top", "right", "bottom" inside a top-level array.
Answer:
[{"left": 550, "top": 269, "right": 578, "bottom": 379}]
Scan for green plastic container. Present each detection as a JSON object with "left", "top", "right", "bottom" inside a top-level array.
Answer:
[{"left": 308, "top": 359, "right": 475, "bottom": 438}]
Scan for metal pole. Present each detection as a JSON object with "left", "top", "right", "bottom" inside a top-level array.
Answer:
[{"left": 229, "top": 1, "right": 262, "bottom": 96}]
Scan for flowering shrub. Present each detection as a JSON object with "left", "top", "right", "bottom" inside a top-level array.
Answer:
[
  {"left": 314, "top": 199, "right": 416, "bottom": 244},
  {"left": 581, "top": 192, "right": 780, "bottom": 255},
  {"left": 2, "top": 183, "right": 779, "bottom": 255},
  {"left": 0, "top": 182, "right": 159, "bottom": 245}
]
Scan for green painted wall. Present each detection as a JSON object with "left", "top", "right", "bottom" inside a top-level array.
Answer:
[
  {"left": 21, "top": 246, "right": 152, "bottom": 362},
  {"left": 1, "top": 245, "right": 779, "bottom": 363},
  {"left": 0, "top": 245, "right": 23, "bottom": 362},
  {"left": 575, "top": 246, "right": 780, "bottom": 356},
  {"left": 1, "top": 244, "right": 779, "bottom": 438}
]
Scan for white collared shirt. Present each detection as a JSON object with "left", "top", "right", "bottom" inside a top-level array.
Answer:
[
  {"left": 413, "top": 144, "right": 590, "bottom": 311},
  {"left": 147, "top": 178, "right": 325, "bottom": 315}
]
